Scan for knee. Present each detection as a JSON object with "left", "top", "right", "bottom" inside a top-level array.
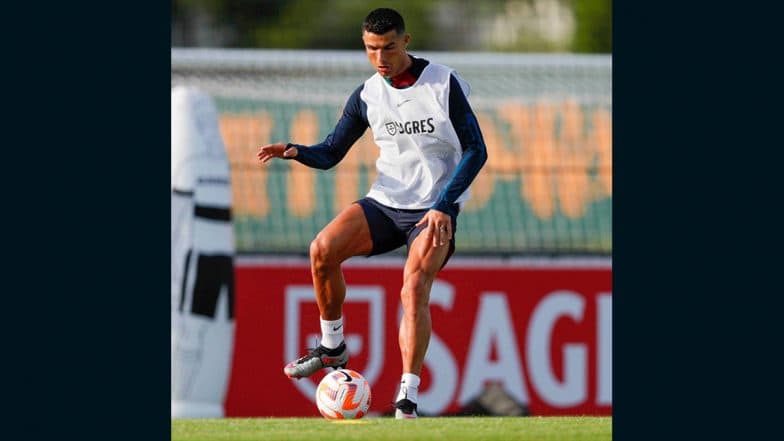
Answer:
[
  {"left": 400, "top": 271, "right": 431, "bottom": 311},
  {"left": 310, "top": 234, "right": 339, "bottom": 274},
  {"left": 401, "top": 274, "right": 426, "bottom": 296},
  {"left": 401, "top": 296, "right": 429, "bottom": 323}
]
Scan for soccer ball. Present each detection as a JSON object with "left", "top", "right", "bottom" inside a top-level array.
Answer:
[{"left": 315, "top": 369, "right": 371, "bottom": 420}]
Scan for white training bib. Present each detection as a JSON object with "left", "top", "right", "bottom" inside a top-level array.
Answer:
[{"left": 361, "top": 62, "right": 471, "bottom": 209}]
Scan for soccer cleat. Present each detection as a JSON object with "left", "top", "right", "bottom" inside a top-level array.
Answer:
[
  {"left": 394, "top": 398, "right": 418, "bottom": 419},
  {"left": 284, "top": 341, "right": 348, "bottom": 379}
]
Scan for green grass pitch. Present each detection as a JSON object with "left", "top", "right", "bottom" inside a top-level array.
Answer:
[{"left": 171, "top": 416, "right": 612, "bottom": 441}]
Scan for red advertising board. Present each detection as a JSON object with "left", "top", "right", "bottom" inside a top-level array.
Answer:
[{"left": 225, "top": 257, "right": 611, "bottom": 417}]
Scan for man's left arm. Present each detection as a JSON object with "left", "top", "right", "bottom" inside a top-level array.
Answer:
[
  {"left": 416, "top": 74, "right": 488, "bottom": 247},
  {"left": 433, "top": 74, "right": 488, "bottom": 214}
]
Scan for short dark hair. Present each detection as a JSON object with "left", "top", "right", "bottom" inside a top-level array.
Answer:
[{"left": 362, "top": 8, "right": 405, "bottom": 35}]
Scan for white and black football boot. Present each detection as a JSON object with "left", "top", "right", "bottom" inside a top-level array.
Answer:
[
  {"left": 394, "top": 398, "right": 418, "bottom": 419},
  {"left": 283, "top": 341, "right": 348, "bottom": 379}
]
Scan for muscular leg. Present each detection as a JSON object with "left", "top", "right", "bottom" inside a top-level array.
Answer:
[
  {"left": 284, "top": 203, "right": 373, "bottom": 379},
  {"left": 398, "top": 231, "right": 451, "bottom": 375},
  {"left": 310, "top": 203, "right": 373, "bottom": 320}
]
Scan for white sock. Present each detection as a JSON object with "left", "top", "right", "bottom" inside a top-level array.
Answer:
[
  {"left": 320, "top": 317, "right": 344, "bottom": 349},
  {"left": 396, "top": 373, "right": 420, "bottom": 403}
]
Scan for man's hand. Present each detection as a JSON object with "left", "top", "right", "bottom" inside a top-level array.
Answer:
[
  {"left": 257, "top": 143, "right": 298, "bottom": 164},
  {"left": 415, "top": 209, "right": 452, "bottom": 248}
]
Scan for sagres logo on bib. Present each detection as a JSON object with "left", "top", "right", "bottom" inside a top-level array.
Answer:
[{"left": 384, "top": 118, "right": 435, "bottom": 136}]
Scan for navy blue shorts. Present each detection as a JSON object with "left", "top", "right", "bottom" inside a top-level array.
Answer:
[{"left": 355, "top": 197, "right": 459, "bottom": 268}]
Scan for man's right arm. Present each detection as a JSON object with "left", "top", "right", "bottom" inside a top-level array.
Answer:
[{"left": 284, "top": 85, "right": 369, "bottom": 170}]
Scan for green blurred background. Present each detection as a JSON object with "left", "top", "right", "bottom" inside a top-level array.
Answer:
[
  {"left": 171, "top": 1, "right": 612, "bottom": 256},
  {"left": 172, "top": 0, "right": 610, "bottom": 53}
]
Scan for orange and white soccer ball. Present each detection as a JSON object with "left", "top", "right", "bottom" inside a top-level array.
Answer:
[{"left": 315, "top": 369, "right": 371, "bottom": 419}]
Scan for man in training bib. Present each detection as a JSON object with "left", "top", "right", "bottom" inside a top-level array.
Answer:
[{"left": 257, "top": 7, "right": 488, "bottom": 419}]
